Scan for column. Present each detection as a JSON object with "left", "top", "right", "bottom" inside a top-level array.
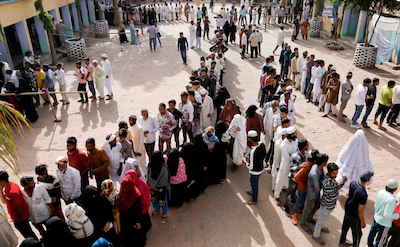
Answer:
[
  {"left": 81, "top": 0, "right": 90, "bottom": 27},
  {"left": 34, "top": 16, "right": 50, "bottom": 54},
  {"left": 15, "top": 21, "right": 32, "bottom": 57},
  {"left": 61, "top": 5, "right": 73, "bottom": 36},
  {"left": 341, "top": 8, "right": 351, "bottom": 36},
  {"left": 355, "top": 11, "right": 367, "bottom": 43},
  {"left": 0, "top": 40, "right": 9, "bottom": 63},
  {"left": 49, "top": 9, "right": 58, "bottom": 22},
  {"left": 71, "top": 2, "right": 80, "bottom": 30},
  {"left": 87, "top": 0, "right": 95, "bottom": 22}
]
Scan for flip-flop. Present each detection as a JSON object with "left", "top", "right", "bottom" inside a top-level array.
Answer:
[
  {"left": 379, "top": 127, "right": 387, "bottom": 131},
  {"left": 162, "top": 213, "right": 167, "bottom": 220},
  {"left": 338, "top": 240, "right": 352, "bottom": 246},
  {"left": 151, "top": 210, "right": 159, "bottom": 218},
  {"left": 274, "top": 197, "right": 282, "bottom": 206},
  {"left": 300, "top": 224, "right": 313, "bottom": 234},
  {"left": 363, "top": 125, "right": 371, "bottom": 129},
  {"left": 321, "top": 227, "right": 330, "bottom": 233},
  {"left": 312, "top": 236, "right": 326, "bottom": 246}
]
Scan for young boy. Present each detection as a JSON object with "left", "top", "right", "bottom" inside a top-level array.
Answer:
[{"left": 312, "top": 163, "right": 347, "bottom": 245}]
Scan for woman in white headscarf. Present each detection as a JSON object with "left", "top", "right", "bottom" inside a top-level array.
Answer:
[
  {"left": 227, "top": 114, "right": 247, "bottom": 172},
  {"left": 336, "top": 129, "right": 374, "bottom": 188},
  {"left": 122, "top": 157, "right": 144, "bottom": 182},
  {"left": 64, "top": 203, "right": 95, "bottom": 246}
]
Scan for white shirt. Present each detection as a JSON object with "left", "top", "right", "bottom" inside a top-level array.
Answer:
[
  {"left": 8, "top": 72, "right": 19, "bottom": 88},
  {"left": 353, "top": 84, "right": 367, "bottom": 106},
  {"left": 55, "top": 68, "right": 67, "bottom": 86},
  {"left": 179, "top": 101, "right": 194, "bottom": 123},
  {"left": 279, "top": 100, "right": 296, "bottom": 116},
  {"left": 216, "top": 18, "right": 222, "bottom": 27},
  {"left": 277, "top": 30, "right": 285, "bottom": 45},
  {"left": 392, "top": 85, "right": 400, "bottom": 104},
  {"left": 21, "top": 184, "right": 52, "bottom": 223},
  {"left": 189, "top": 24, "right": 196, "bottom": 34},
  {"left": 56, "top": 166, "right": 81, "bottom": 200},
  {"left": 103, "top": 142, "right": 123, "bottom": 182},
  {"left": 138, "top": 116, "right": 159, "bottom": 144},
  {"left": 241, "top": 32, "right": 247, "bottom": 46},
  {"left": 23, "top": 56, "right": 34, "bottom": 66}
]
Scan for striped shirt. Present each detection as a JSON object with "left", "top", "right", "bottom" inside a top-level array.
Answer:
[
  {"left": 321, "top": 174, "right": 344, "bottom": 210},
  {"left": 288, "top": 150, "right": 306, "bottom": 181}
]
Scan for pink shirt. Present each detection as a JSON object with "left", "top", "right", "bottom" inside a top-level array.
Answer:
[
  {"left": 86, "top": 63, "right": 94, "bottom": 81},
  {"left": 78, "top": 67, "right": 86, "bottom": 84},
  {"left": 164, "top": 157, "right": 187, "bottom": 185}
]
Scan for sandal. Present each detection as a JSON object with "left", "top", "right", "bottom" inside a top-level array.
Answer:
[
  {"left": 151, "top": 210, "right": 159, "bottom": 218},
  {"left": 245, "top": 200, "right": 257, "bottom": 205},
  {"left": 338, "top": 240, "right": 352, "bottom": 246},
  {"left": 312, "top": 236, "right": 326, "bottom": 246},
  {"left": 246, "top": 190, "right": 253, "bottom": 195},
  {"left": 373, "top": 121, "right": 378, "bottom": 125},
  {"left": 379, "top": 126, "right": 387, "bottom": 131},
  {"left": 363, "top": 125, "right": 370, "bottom": 129},
  {"left": 162, "top": 213, "right": 167, "bottom": 220},
  {"left": 300, "top": 224, "right": 313, "bottom": 234},
  {"left": 321, "top": 227, "right": 330, "bottom": 233},
  {"left": 274, "top": 197, "right": 282, "bottom": 206},
  {"left": 307, "top": 218, "right": 317, "bottom": 224}
]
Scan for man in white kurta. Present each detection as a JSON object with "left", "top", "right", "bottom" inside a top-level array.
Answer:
[
  {"left": 199, "top": 89, "right": 213, "bottom": 132},
  {"left": 312, "top": 61, "right": 326, "bottom": 104},
  {"left": 102, "top": 134, "right": 123, "bottom": 183},
  {"left": 296, "top": 51, "right": 307, "bottom": 90},
  {"left": 271, "top": 7, "right": 276, "bottom": 25},
  {"left": 189, "top": 21, "right": 196, "bottom": 49},
  {"left": 301, "top": 56, "right": 310, "bottom": 94},
  {"left": 170, "top": 3, "right": 175, "bottom": 21},
  {"left": 162, "top": 4, "right": 166, "bottom": 21},
  {"left": 271, "top": 125, "right": 285, "bottom": 191},
  {"left": 274, "top": 126, "right": 298, "bottom": 201},
  {"left": 191, "top": 6, "right": 196, "bottom": 22},
  {"left": 129, "top": 114, "right": 147, "bottom": 179},
  {"left": 166, "top": 4, "right": 171, "bottom": 21},
  {"left": 56, "top": 157, "right": 81, "bottom": 203},
  {"left": 263, "top": 101, "right": 279, "bottom": 151},
  {"left": 101, "top": 54, "right": 114, "bottom": 99},
  {"left": 220, "top": 8, "right": 226, "bottom": 23}
]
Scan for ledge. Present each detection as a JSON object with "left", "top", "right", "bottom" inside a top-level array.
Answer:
[{"left": 0, "top": 0, "right": 22, "bottom": 6}]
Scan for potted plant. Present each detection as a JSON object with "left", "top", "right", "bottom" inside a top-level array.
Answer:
[{"left": 330, "top": 0, "right": 399, "bottom": 68}]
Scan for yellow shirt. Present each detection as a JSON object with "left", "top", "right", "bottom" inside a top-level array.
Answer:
[{"left": 36, "top": 70, "right": 46, "bottom": 89}]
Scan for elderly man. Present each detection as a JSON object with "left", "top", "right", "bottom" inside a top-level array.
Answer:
[
  {"left": 100, "top": 54, "right": 114, "bottom": 100},
  {"left": 129, "top": 114, "right": 147, "bottom": 179},
  {"left": 93, "top": 60, "right": 105, "bottom": 100},
  {"left": 157, "top": 103, "right": 177, "bottom": 154},
  {"left": 102, "top": 134, "right": 123, "bottom": 183},
  {"left": 56, "top": 19, "right": 67, "bottom": 48},
  {"left": 138, "top": 109, "right": 159, "bottom": 160},
  {"left": 55, "top": 156, "right": 81, "bottom": 204},
  {"left": 199, "top": 89, "right": 214, "bottom": 131}
]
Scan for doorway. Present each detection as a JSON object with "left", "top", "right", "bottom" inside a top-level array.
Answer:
[
  {"left": 69, "top": 4, "right": 76, "bottom": 30},
  {"left": 26, "top": 17, "right": 42, "bottom": 55},
  {"left": 4, "top": 24, "right": 22, "bottom": 68}
]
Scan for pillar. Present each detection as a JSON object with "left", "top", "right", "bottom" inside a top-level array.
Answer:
[
  {"left": 81, "top": 0, "right": 90, "bottom": 27},
  {"left": 341, "top": 8, "right": 351, "bottom": 36},
  {"left": 87, "top": 0, "right": 95, "bottom": 23},
  {"left": 15, "top": 21, "right": 32, "bottom": 56},
  {"left": 71, "top": 3, "right": 80, "bottom": 30},
  {"left": 49, "top": 9, "right": 58, "bottom": 22},
  {"left": 33, "top": 16, "right": 50, "bottom": 54},
  {"left": 0, "top": 40, "right": 9, "bottom": 63},
  {"left": 355, "top": 11, "right": 367, "bottom": 43},
  {"left": 61, "top": 5, "right": 73, "bottom": 36}
]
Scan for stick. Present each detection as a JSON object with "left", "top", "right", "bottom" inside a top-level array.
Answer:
[{"left": 45, "top": 90, "right": 61, "bottom": 122}]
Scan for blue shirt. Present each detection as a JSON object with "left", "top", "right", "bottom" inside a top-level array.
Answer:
[
  {"left": 177, "top": 37, "right": 188, "bottom": 50},
  {"left": 44, "top": 70, "right": 55, "bottom": 88},
  {"left": 239, "top": 8, "right": 246, "bottom": 16},
  {"left": 345, "top": 181, "right": 368, "bottom": 216},
  {"left": 197, "top": 10, "right": 202, "bottom": 19},
  {"left": 374, "top": 189, "right": 400, "bottom": 227}
]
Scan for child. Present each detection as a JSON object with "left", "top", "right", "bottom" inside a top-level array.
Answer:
[{"left": 312, "top": 163, "right": 347, "bottom": 245}]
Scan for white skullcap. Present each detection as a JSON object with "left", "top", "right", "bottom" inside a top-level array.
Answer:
[
  {"left": 60, "top": 19, "right": 63, "bottom": 23},
  {"left": 200, "top": 89, "right": 208, "bottom": 95},
  {"left": 101, "top": 54, "right": 107, "bottom": 58},
  {"left": 331, "top": 66, "right": 337, "bottom": 71},
  {"left": 107, "top": 134, "right": 116, "bottom": 143},
  {"left": 56, "top": 156, "right": 68, "bottom": 164},
  {"left": 286, "top": 86, "right": 293, "bottom": 90},
  {"left": 92, "top": 60, "right": 98, "bottom": 64},
  {"left": 281, "top": 129, "right": 287, "bottom": 136},
  {"left": 186, "top": 83, "right": 192, "bottom": 87},
  {"left": 247, "top": 130, "right": 258, "bottom": 138},
  {"left": 129, "top": 114, "right": 137, "bottom": 119},
  {"left": 387, "top": 179, "right": 398, "bottom": 190},
  {"left": 286, "top": 126, "right": 296, "bottom": 135},
  {"left": 303, "top": 50, "right": 307, "bottom": 54}
]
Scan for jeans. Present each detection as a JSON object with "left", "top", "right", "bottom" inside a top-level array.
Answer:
[
  {"left": 250, "top": 46, "right": 258, "bottom": 58},
  {"left": 157, "top": 33, "right": 162, "bottom": 46},
  {"left": 87, "top": 80, "right": 96, "bottom": 96},
  {"left": 284, "top": 179, "right": 297, "bottom": 206},
  {"left": 145, "top": 142, "right": 155, "bottom": 161},
  {"left": 292, "top": 190, "right": 306, "bottom": 214},
  {"left": 47, "top": 87, "right": 58, "bottom": 103},
  {"left": 241, "top": 45, "right": 246, "bottom": 59},
  {"left": 203, "top": 27, "right": 209, "bottom": 39},
  {"left": 361, "top": 104, "right": 374, "bottom": 126},
  {"left": 152, "top": 190, "right": 168, "bottom": 213},
  {"left": 14, "top": 218, "right": 38, "bottom": 240},
  {"left": 351, "top": 105, "right": 364, "bottom": 125},
  {"left": 249, "top": 174, "right": 260, "bottom": 202},
  {"left": 367, "top": 220, "right": 390, "bottom": 247},
  {"left": 300, "top": 196, "right": 320, "bottom": 225},
  {"left": 303, "top": 78, "right": 310, "bottom": 95},
  {"left": 149, "top": 37, "right": 156, "bottom": 50},
  {"left": 313, "top": 206, "right": 332, "bottom": 238},
  {"left": 339, "top": 212, "right": 362, "bottom": 247},
  {"left": 77, "top": 83, "right": 88, "bottom": 101},
  {"left": 196, "top": 36, "right": 201, "bottom": 49},
  {"left": 258, "top": 41, "right": 261, "bottom": 54},
  {"left": 180, "top": 49, "right": 187, "bottom": 63},
  {"left": 387, "top": 104, "right": 400, "bottom": 124}
]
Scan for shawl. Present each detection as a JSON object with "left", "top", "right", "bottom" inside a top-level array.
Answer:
[
  {"left": 127, "top": 170, "right": 151, "bottom": 214},
  {"left": 219, "top": 99, "right": 239, "bottom": 125},
  {"left": 118, "top": 173, "right": 141, "bottom": 212},
  {"left": 147, "top": 163, "right": 170, "bottom": 190}
]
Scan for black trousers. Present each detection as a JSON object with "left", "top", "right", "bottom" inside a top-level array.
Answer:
[
  {"left": 14, "top": 218, "right": 38, "bottom": 240},
  {"left": 78, "top": 83, "right": 88, "bottom": 101},
  {"left": 251, "top": 46, "right": 258, "bottom": 58},
  {"left": 306, "top": 83, "right": 314, "bottom": 100},
  {"left": 388, "top": 222, "right": 400, "bottom": 247},
  {"left": 387, "top": 104, "right": 400, "bottom": 124},
  {"left": 241, "top": 45, "right": 246, "bottom": 59},
  {"left": 339, "top": 212, "right": 362, "bottom": 247},
  {"left": 203, "top": 28, "right": 209, "bottom": 39},
  {"left": 375, "top": 103, "right": 390, "bottom": 123},
  {"left": 173, "top": 130, "right": 180, "bottom": 147},
  {"left": 145, "top": 142, "right": 155, "bottom": 160},
  {"left": 158, "top": 14, "right": 160, "bottom": 22},
  {"left": 182, "top": 123, "right": 193, "bottom": 143},
  {"left": 258, "top": 41, "right": 261, "bottom": 54}
]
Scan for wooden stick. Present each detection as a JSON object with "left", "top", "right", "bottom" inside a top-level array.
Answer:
[{"left": 44, "top": 90, "right": 61, "bottom": 122}]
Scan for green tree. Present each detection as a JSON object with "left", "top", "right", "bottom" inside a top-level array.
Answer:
[
  {"left": 34, "top": 0, "right": 57, "bottom": 65},
  {"left": 75, "top": 0, "right": 84, "bottom": 37},
  {"left": 0, "top": 101, "right": 31, "bottom": 175},
  {"left": 113, "top": 0, "right": 120, "bottom": 26},
  {"left": 330, "top": 0, "right": 399, "bottom": 46}
]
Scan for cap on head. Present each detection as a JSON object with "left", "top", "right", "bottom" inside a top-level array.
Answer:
[
  {"left": 129, "top": 114, "right": 137, "bottom": 120},
  {"left": 56, "top": 156, "right": 68, "bottom": 164},
  {"left": 347, "top": 72, "right": 353, "bottom": 78},
  {"left": 286, "top": 126, "right": 296, "bottom": 135},
  {"left": 247, "top": 130, "right": 258, "bottom": 138},
  {"left": 387, "top": 179, "right": 398, "bottom": 190},
  {"left": 200, "top": 89, "right": 208, "bottom": 95},
  {"left": 360, "top": 171, "right": 374, "bottom": 181},
  {"left": 331, "top": 66, "right": 337, "bottom": 71},
  {"left": 101, "top": 54, "right": 107, "bottom": 58}
]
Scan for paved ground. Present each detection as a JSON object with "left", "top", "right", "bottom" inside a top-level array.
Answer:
[{"left": 2, "top": 2, "right": 400, "bottom": 247}]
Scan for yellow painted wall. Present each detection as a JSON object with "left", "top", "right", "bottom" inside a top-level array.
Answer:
[
  {"left": 315, "top": 0, "right": 345, "bottom": 34},
  {"left": 0, "top": 0, "right": 76, "bottom": 27}
]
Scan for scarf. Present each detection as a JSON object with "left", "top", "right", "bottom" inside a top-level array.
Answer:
[
  {"left": 245, "top": 104, "right": 258, "bottom": 118},
  {"left": 126, "top": 170, "right": 151, "bottom": 214},
  {"left": 166, "top": 148, "right": 180, "bottom": 176},
  {"left": 118, "top": 173, "right": 141, "bottom": 212}
]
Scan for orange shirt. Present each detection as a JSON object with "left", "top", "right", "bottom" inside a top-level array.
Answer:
[{"left": 294, "top": 161, "right": 313, "bottom": 191}]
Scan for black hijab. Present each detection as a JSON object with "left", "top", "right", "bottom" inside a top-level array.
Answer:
[
  {"left": 81, "top": 185, "right": 113, "bottom": 232},
  {"left": 149, "top": 150, "right": 164, "bottom": 180},
  {"left": 246, "top": 105, "right": 258, "bottom": 118},
  {"left": 167, "top": 148, "right": 180, "bottom": 176},
  {"left": 44, "top": 216, "right": 77, "bottom": 247},
  {"left": 21, "top": 238, "right": 41, "bottom": 247},
  {"left": 215, "top": 86, "right": 231, "bottom": 108},
  {"left": 215, "top": 120, "right": 227, "bottom": 141}
]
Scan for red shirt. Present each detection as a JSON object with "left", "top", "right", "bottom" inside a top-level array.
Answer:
[
  {"left": 4, "top": 182, "right": 30, "bottom": 222},
  {"left": 68, "top": 148, "right": 89, "bottom": 184},
  {"left": 394, "top": 204, "right": 400, "bottom": 227},
  {"left": 294, "top": 161, "right": 313, "bottom": 191}
]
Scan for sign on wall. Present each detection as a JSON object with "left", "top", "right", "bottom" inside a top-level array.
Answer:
[{"left": 322, "top": 3, "right": 334, "bottom": 17}]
